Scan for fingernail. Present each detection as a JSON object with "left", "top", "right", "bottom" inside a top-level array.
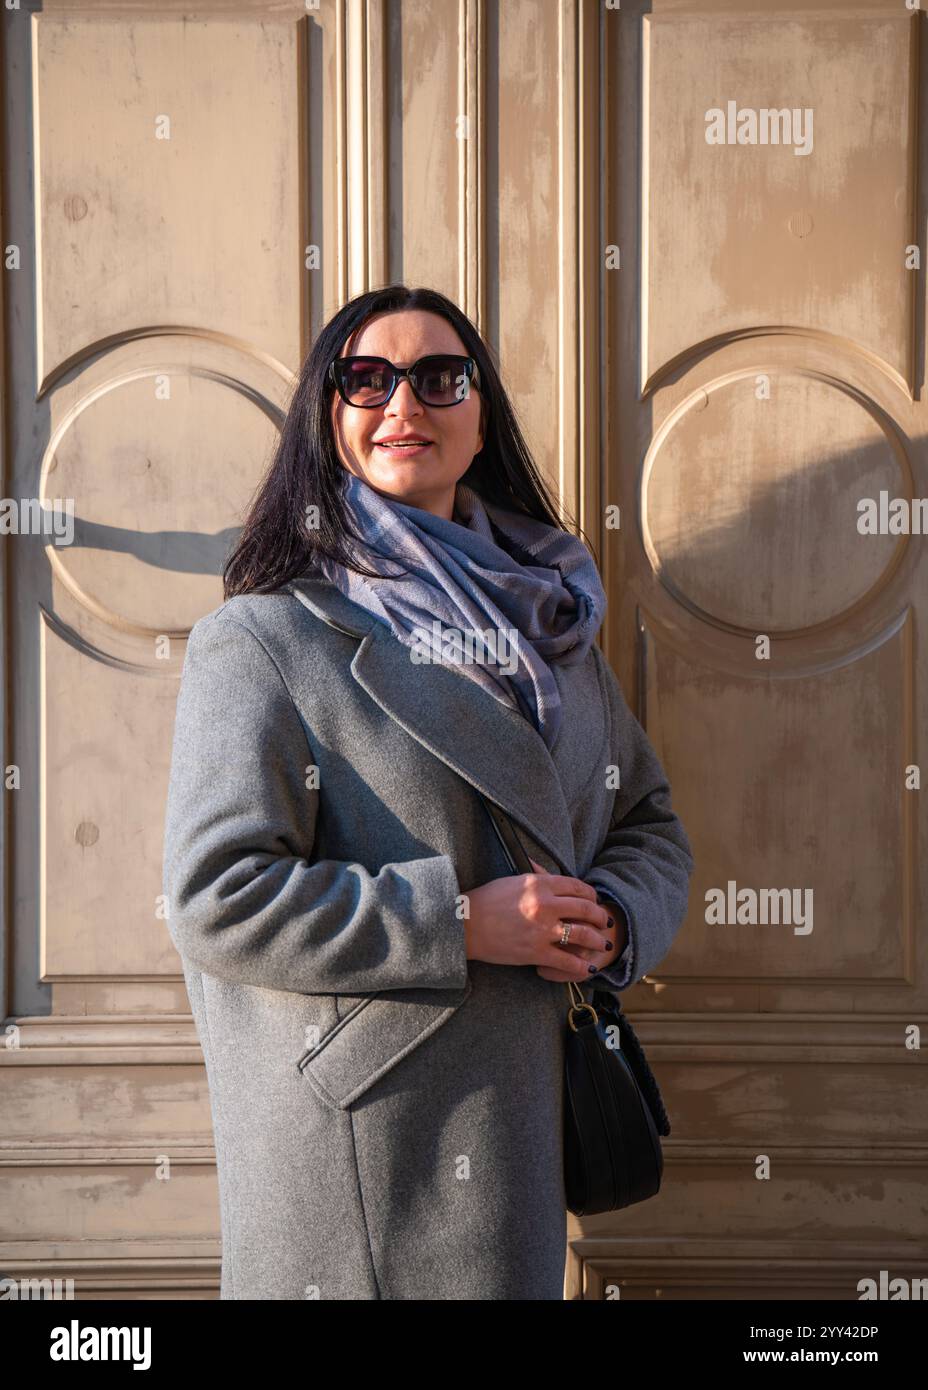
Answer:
[
  {"left": 607, "top": 917, "right": 615, "bottom": 927},
  {"left": 588, "top": 965, "right": 597, "bottom": 974},
  {"left": 605, "top": 942, "right": 613, "bottom": 950}
]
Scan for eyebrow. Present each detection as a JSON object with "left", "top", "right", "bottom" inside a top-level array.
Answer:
[{"left": 361, "top": 356, "right": 449, "bottom": 365}]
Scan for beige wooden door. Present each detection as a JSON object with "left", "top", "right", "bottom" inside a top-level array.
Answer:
[
  {"left": 590, "top": 0, "right": 928, "bottom": 1300},
  {"left": 1, "top": 0, "right": 924, "bottom": 1300}
]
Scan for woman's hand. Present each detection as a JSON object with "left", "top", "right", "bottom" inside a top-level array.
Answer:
[
  {"left": 527, "top": 857, "right": 626, "bottom": 983},
  {"left": 463, "top": 861, "right": 615, "bottom": 981}
]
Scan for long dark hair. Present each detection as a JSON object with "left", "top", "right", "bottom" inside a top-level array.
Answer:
[{"left": 223, "top": 283, "right": 590, "bottom": 597}]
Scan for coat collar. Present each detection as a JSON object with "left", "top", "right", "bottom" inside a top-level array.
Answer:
[{"left": 284, "top": 575, "right": 577, "bottom": 875}]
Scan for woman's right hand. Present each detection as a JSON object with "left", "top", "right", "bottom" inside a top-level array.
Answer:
[{"left": 463, "top": 871, "right": 614, "bottom": 980}]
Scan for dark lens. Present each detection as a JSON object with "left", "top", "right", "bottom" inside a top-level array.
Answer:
[
  {"left": 415, "top": 356, "right": 471, "bottom": 405},
  {"left": 341, "top": 359, "right": 393, "bottom": 405}
]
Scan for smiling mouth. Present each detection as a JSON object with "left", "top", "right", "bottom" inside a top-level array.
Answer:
[{"left": 374, "top": 440, "right": 433, "bottom": 451}]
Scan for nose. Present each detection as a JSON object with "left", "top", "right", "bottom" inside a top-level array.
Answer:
[{"left": 386, "top": 378, "right": 423, "bottom": 416}]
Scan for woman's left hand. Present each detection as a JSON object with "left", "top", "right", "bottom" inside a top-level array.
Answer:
[{"left": 527, "top": 857, "right": 627, "bottom": 983}]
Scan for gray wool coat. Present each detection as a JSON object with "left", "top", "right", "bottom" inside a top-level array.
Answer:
[{"left": 161, "top": 574, "right": 694, "bottom": 1300}]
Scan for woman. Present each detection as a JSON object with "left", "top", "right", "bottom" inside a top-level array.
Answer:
[{"left": 162, "top": 284, "right": 694, "bottom": 1301}]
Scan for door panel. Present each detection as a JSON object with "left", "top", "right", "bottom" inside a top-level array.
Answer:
[{"left": 596, "top": 0, "right": 927, "bottom": 1298}]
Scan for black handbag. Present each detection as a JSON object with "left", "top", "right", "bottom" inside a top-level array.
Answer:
[{"left": 479, "top": 793, "right": 670, "bottom": 1216}]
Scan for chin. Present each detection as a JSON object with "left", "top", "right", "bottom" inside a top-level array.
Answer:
[
  {"left": 364, "top": 465, "right": 437, "bottom": 495},
  {"left": 365, "top": 473, "right": 422, "bottom": 499}
]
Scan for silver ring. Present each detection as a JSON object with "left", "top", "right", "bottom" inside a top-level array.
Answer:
[{"left": 557, "top": 921, "right": 573, "bottom": 948}]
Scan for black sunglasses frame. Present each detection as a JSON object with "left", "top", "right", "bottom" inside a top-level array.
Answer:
[{"left": 327, "top": 354, "right": 481, "bottom": 409}]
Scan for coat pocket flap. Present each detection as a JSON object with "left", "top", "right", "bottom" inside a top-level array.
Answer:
[{"left": 297, "top": 979, "right": 473, "bottom": 1110}]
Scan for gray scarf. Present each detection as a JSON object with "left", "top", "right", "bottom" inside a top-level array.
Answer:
[{"left": 315, "top": 470, "right": 607, "bottom": 751}]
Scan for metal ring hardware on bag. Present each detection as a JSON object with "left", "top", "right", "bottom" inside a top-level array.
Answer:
[{"left": 566, "top": 979, "right": 598, "bottom": 1032}]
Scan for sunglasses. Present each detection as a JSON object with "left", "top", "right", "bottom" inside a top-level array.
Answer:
[{"left": 328, "top": 354, "right": 481, "bottom": 409}]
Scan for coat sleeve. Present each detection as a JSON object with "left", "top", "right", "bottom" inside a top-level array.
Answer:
[
  {"left": 162, "top": 610, "right": 469, "bottom": 995},
  {"left": 583, "top": 648, "right": 694, "bottom": 990}
]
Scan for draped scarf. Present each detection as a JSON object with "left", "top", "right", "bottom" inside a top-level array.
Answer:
[{"left": 314, "top": 469, "right": 607, "bottom": 751}]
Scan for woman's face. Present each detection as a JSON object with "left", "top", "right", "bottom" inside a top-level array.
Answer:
[{"left": 329, "top": 309, "right": 485, "bottom": 519}]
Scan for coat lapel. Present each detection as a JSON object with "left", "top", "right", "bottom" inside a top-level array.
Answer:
[{"left": 285, "top": 576, "right": 578, "bottom": 875}]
